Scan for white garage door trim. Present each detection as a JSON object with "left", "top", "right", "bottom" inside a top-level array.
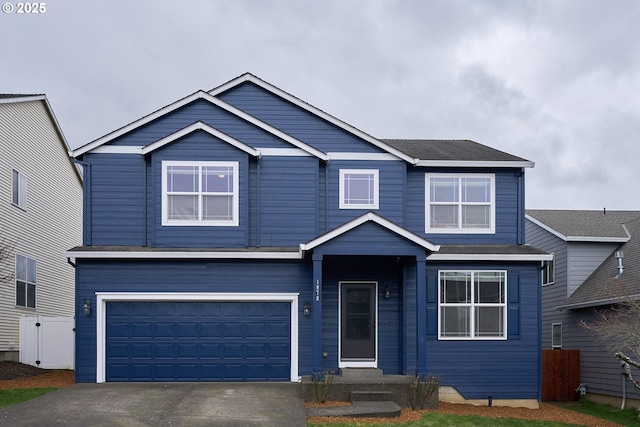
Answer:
[{"left": 95, "top": 292, "right": 300, "bottom": 383}]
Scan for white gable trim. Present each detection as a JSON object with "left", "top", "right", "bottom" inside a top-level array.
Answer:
[
  {"left": 141, "top": 121, "right": 259, "bottom": 156},
  {"left": 72, "top": 90, "right": 328, "bottom": 161},
  {"left": 300, "top": 212, "right": 440, "bottom": 252},
  {"left": 209, "top": 73, "right": 418, "bottom": 165}
]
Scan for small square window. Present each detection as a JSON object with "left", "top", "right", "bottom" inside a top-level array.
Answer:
[
  {"left": 339, "top": 169, "right": 379, "bottom": 209},
  {"left": 12, "top": 169, "right": 27, "bottom": 209}
]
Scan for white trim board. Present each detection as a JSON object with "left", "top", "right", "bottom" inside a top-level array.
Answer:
[{"left": 94, "top": 292, "right": 300, "bottom": 383}]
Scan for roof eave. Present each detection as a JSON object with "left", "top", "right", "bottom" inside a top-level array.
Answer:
[
  {"left": 427, "top": 253, "right": 554, "bottom": 262},
  {"left": 416, "top": 160, "right": 534, "bottom": 168},
  {"left": 557, "top": 294, "right": 640, "bottom": 310}
]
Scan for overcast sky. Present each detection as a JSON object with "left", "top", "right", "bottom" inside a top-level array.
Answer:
[{"left": 2, "top": 0, "right": 639, "bottom": 210}]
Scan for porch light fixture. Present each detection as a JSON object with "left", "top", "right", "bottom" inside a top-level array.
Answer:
[
  {"left": 303, "top": 300, "right": 311, "bottom": 316},
  {"left": 384, "top": 284, "right": 391, "bottom": 299},
  {"left": 83, "top": 299, "right": 91, "bottom": 316}
]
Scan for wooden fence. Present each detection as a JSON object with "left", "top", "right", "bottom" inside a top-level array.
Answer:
[{"left": 542, "top": 349, "right": 580, "bottom": 401}]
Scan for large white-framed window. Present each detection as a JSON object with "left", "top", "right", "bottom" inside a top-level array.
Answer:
[
  {"left": 425, "top": 173, "right": 495, "bottom": 233},
  {"left": 12, "top": 169, "right": 27, "bottom": 209},
  {"left": 339, "top": 169, "right": 379, "bottom": 209},
  {"left": 162, "top": 161, "right": 239, "bottom": 226},
  {"left": 15, "top": 254, "right": 36, "bottom": 309},
  {"left": 542, "top": 255, "right": 555, "bottom": 286},
  {"left": 439, "top": 270, "right": 506, "bottom": 340}
]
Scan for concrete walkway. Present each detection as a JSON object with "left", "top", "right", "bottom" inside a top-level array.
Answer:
[{"left": 0, "top": 382, "right": 306, "bottom": 426}]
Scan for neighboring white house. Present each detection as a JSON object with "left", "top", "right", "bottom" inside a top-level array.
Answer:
[{"left": 0, "top": 94, "right": 82, "bottom": 362}]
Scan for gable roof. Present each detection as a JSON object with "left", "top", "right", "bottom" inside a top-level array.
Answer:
[
  {"left": 209, "top": 73, "right": 418, "bottom": 165},
  {"left": 557, "top": 216, "right": 640, "bottom": 310},
  {"left": 300, "top": 212, "right": 440, "bottom": 252},
  {"left": 0, "top": 94, "right": 83, "bottom": 183},
  {"left": 383, "top": 139, "right": 534, "bottom": 168},
  {"left": 526, "top": 210, "right": 640, "bottom": 242},
  {"left": 71, "top": 90, "right": 328, "bottom": 160}
]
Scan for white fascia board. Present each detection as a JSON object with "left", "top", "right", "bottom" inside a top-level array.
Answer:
[
  {"left": 416, "top": 160, "right": 535, "bottom": 168},
  {"left": 300, "top": 212, "right": 440, "bottom": 252},
  {"left": 258, "top": 148, "right": 313, "bottom": 157},
  {"left": 66, "top": 250, "right": 303, "bottom": 260},
  {"left": 524, "top": 214, "right": 631, "bottom": 243},
  {"left": 557, "top": 294, "right": 640, "bottom": 310},
  {"left": 72, "top": 89, "right": 327, "bottom": 161},
  {"left": 209, "top": 73, "right": 417, "bottom": 165},
  {"left": 72, "top": 91, "right": 206, "bottom": 157},
  {"left": 141, "top": 121, "right": 259, "bottom": 157},
  {"left": 327, "top": 152, "right": 399, "bottom": 161},
  {"left": 427, "top": 253, "right": 554, "bottom": 262},
  {"left": 91, "top": 146, "right": 143, "bottom": 154},
  {"left": 0, "top": 94, "right": 46, "bottom": 104}
]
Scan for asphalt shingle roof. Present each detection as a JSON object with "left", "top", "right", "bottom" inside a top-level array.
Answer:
[
  {"left": 382, "top": 139, "right": 531, "bottom": 163},
  {"left": 526, "top": 210, "right": 640, "bottom": 240}
]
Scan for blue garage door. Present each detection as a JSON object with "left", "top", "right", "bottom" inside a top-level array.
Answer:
[{"left": 105, "top": 301, "right": 291, "bottom": 381}]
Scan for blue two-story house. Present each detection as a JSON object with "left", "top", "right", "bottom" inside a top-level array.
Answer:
[{"left": 68, "top": 73, "right": 550, "bottom": 406}]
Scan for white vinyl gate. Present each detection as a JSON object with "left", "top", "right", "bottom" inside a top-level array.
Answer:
[{"left": 19, "top": 316, "right": 74, "bottom": 369}]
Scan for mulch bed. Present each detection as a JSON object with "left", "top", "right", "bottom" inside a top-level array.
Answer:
[{"left": 0, "top": 361, "right": 75, "bottom": 390}]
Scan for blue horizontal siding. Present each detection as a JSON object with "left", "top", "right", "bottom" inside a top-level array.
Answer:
[
  {"left": 425, "top": 262, "right": 541, "bottom": 400},
  {"left": 109, "top": 100, "right": 292, "bottom": 150},
  {"left": 86, "top": 154, "right": 146, "bottom": 245},
  {"left": 75, "top": 259, "right": 313, "bottom": 383},
  {"left": 217, "top": 82, "right": 386, "bottom": 153}
]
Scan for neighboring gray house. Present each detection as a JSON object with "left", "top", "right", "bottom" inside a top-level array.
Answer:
[
  {"left": 0, "top": 94, "right": 83, "bottom": 362},
  {"left": 526, "top": 210, "right": 640, "bottom": 406}
]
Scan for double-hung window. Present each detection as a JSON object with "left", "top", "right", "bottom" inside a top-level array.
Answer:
[
  {"left": 426, "top": 174, "right": 494, "bottom": 233},
  {"left": 162, "top": 161, "right": 238, "bottom": 226},
  {"left": 339, "top": 169, "right": 379, "bottom": 209},
  {"left": 16, "top": 254, "right": 36, "bottom": 308},
  {"left": 12, "top": 169, "right": 27, "bottom": 209},
  {"left": 439, "top": 271, "right": 506, "bottom": 339}
]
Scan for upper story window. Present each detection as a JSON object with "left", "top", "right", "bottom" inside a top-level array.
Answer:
[
  {"left": 425, "top": 173, "right": 495, "bottom": 233},
  {"left": 339, "top": 169, "right": 379, "bottom": 209},
  {"left": 162, "top": 161, "right": 239, "bottom": 226},
  {"left": 16, "top": 254, "right": 36, "bottom": 309},
  {"left": 542, "top": 255, "right": 555, "bottom": 286},
  {"left": 12, "top": 169, "right": 27, "bottom": 209},
  {"left": 439, "top": 270, "right": 506, "bottom": 340}
]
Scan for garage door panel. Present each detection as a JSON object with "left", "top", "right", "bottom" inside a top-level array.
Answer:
[{"left": 106, "top": 301, "right": 291, "bottom": 381}]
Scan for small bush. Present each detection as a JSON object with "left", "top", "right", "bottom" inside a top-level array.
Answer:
[
  {"left": 311, "top": 370, "right": 335, "bottom": 403},
  {"left": 408, "top": 373, "right": 440, "bottom": 410}
]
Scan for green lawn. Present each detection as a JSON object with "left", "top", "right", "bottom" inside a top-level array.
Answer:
[
  {"left": 0, "top": 388, "right": 59, "bottom": 409},
  {"left": 308, "top": 400, "right": 640, "bottom": 427}
]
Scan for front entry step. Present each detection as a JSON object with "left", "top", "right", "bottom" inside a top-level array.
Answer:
[
  {"left": 339, "top": 368, "right": 383, "bottom": 378},
  {"left": 306, "top": 401, "right": 402, "bottom": 418}
]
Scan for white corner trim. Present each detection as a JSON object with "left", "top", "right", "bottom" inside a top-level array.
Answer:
[{"left": 95, "top": 292, "right": 300, "bottom": 383}]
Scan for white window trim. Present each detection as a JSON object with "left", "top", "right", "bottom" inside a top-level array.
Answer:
[
  {"left": 425, "top": 173, "right": 495, "bottom": 234},
  {"left": 542, "top": 254, "right": 555, "bottom": 286},
  {"left": 339, "top": 169, "right": 379, "bottom": 210},
  {"left": 95, "top": 292, "right": 300, "bottom": 383},
  {"left": 15, "top": 253, "right": 36, "bottom": 309},
  {"left": 162, "top": 161, "right": 239, "bottom": 226},
  {"left": 438, "top": 270, "right": 507, "bottom": 340},
  {"left": 551, "top": 323, "right": 562, "bottom": 349},
  {"left": 337, "top": 281, "right": 378, "bottom": 368},
  {"left": 11, "top": 168, "right": 27, "bottom": 209}
]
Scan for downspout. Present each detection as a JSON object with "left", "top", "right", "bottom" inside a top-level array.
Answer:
[{"left": 71, "top": 158, "right": 91, "bottom": 245}]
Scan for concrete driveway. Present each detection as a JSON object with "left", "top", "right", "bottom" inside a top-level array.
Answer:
[{"left": 0, "top": 382, "right": 306, "bottom": 426}]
